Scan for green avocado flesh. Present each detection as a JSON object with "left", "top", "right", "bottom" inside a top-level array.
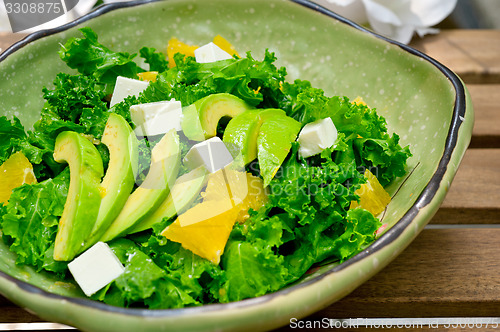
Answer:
[
  {"left": 53, "top": 131, "right": 104, "bottom": 261},
  {"left": 130, "top": 166, "right": 209, "bottom": 233},
  {"left": 181, "top": 103, "right": 205, "bottom": 141},
  {"left": 100, "top": 129, "right": 181, "bottom": 242},
  {"left": 82, "top": 113, "right": 138, "bottom": 252},
  {"left": 223, "top": 108, "right": 286, "bottom": 165},
  {"left": 257, "top": 112, "right": 302, "bottom": 187},
  {"left": 181, "top": 93, "right": 252, "bottom": 141}
]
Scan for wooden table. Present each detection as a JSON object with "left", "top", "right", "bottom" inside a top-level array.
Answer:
[{"left": 0, "top": 29, "right": 499, "bottom": 331}]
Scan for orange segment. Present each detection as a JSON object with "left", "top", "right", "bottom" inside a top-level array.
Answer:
[
  {"left": 137, "top": 71, "right": 158, "bottom": 82},
  {"left": 0, "top": 152, "right": 37, "bottom": 205},
  {"left": 202, "top": 168, "right": 268, "bottom": 223},
  {"left": 350, "top": 169, "right": 391, "bottom": 216},
  {"left": 161, "top": 167, "right": 268, "bottom": 264},
  {"left": 162, "top": 201, "right": 239, "bottom": 264},
  {"left": 166, "top": 37, "right": 198, "bottom": 68},
  {"left": 213, "top": 35, "right": 239, "bottom": 57},
  {"left": 201, "top": 168, "right": 235, "bottom": 202},
  {"left": 352, "top": 96, "right": 367, "bottom": 106}
]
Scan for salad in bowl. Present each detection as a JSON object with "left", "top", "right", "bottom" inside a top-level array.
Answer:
[{"left": 0, "top": 27, "right": 411, "bottom": 309}]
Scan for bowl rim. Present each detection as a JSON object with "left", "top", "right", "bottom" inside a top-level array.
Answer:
[{"left": 0, "top": 0, "right": 467, "bottom": 317}]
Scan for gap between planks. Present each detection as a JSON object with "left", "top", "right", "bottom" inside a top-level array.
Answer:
[{"left": 467, "top": 84, "right": 500, "bottom": 148}]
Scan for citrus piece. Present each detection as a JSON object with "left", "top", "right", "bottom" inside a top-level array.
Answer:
[
  {"left": 137, "top": 71, "right": 158, "bottom": 82},
  {"left": 162, "top": 200, "right": 239, "bottom": 265},
  {"left": 202, "top": 167, "right": 249, "bottom": 204},
  {"left": 162, "top": 168, "right": 268, "bottom": 264},
  {"left": 350, "top": 169, "right": 391, "bottom": 216},
  {"left": 202, "top": 168, "right": 268, "bottom": 222},
  {"left": 352, "top": 96, "right": 367, "bottom": 106},
  {"left": 201, "top": 168, "right": 234, "bottom": 202},
  {"left": 166, "top": 37, "right": 198, "bottom": 68},
  {"left": 0, "top": 152, "right": 37, "bottom": 205},
  {"left": 213, "top": 35, "right": 239, "bottom": 57}
]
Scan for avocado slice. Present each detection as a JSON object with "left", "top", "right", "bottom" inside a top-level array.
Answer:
[
  {"left": 257, "top": 112, "right": 302, "bottom": 186},
  {"left": 53, "top": 131, "right": 104, "bottom": 261},
  {"left": 82, "top": 113, "right": 138, "bottom": 251},
  {"left": 223, "top": 108, "right": 286, "bottom": 165},
  {"left": 181, "top": 103, "right": 205, "bottom": 141},
  {"left": 181, "top": 93, "right": 252, "bottom": 141},
  {"left": 129, "top": 166, "right": 209, "bottom": 233},
  {"left": 100, "top": 129, "right": 181, "bottom": 242},
  {"left": 223, "top": 108, "right": 301, "bottom": 184}
]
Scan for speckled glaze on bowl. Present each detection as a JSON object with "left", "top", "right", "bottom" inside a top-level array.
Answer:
[{"left": 0, "top": 0, "right": 473, "bottom": 331}]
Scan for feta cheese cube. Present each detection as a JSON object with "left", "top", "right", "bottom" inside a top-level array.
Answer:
[
  {"left": 110, "top": 76, "right": 149, "bottom": 107},
  {"left": 297, "top": 117, "right": 338, "bottom": 158},
  {"left": 130, "top": 99, "right": 183, "bottom": 137},
  {"left": 195, "top": 42, "right": 233, "bottom": 63},
  {"left": 184, "top": 137, "right": 233, "bottom": 173},
  {"left": 68, "top": 242, "right": 125, "bottom": 297}
]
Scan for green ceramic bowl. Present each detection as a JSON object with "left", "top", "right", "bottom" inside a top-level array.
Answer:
[{"left": 0, "top": 0, "right": 473, "bottom": 331}]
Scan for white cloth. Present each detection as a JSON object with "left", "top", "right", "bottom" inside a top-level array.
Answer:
[{"left": 313, "top": 0, "right": 457, "bottom": 44}]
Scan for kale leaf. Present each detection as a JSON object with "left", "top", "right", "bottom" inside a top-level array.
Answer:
[
  {"left": 1, "top": 168, "right": 70, "bottom": 275},
  {"left": 139, "top": 47, "right": 169, "bottom": 73},
  {"left": 41, "top": 73, "right": 109, "bottom": 139},
  {"left": 59, "top": 27, "right": 144, "bottom": 88}
]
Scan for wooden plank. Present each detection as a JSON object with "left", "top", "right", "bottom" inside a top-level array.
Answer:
[
  {"left": 303, "top": 228, "right": 500, "bottom": 319},
  {"left": 439, "top": 149, "right": 500, "bottom": 212},
  {"left": 410, "top": 30, "right": 500, "bottom": 84},
  {"left": 467, "top": 84, "right": 500, "bottom": 148},
  {"left": 0, "top": 306, "right": 41, "bottom": 323},
  {"left": 431, "top": 208, "right": 500, "bottom": 224},
  {"left": 429, "top": 148, "right": 500, "bottom": 224},
  {"left": 0, "top": 32, "right": 27, "bottom": 54}
]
